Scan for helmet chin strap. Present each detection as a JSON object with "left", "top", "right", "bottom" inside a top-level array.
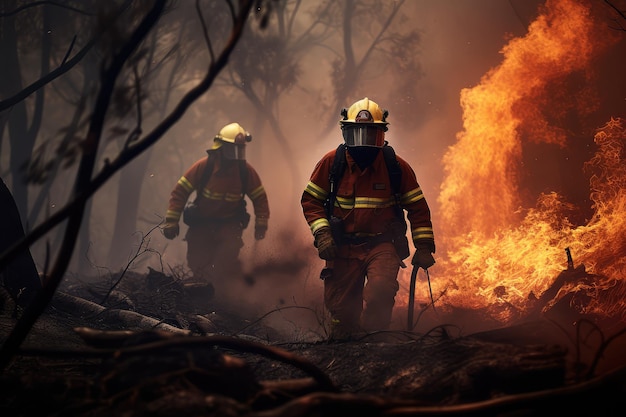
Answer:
[{"left": 347, "top": 146, "right": 380, "bottom": 170}]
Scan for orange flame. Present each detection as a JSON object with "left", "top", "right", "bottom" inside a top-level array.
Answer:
[{"left": 429, "top": 0, "right": 624, "bottom": 322}]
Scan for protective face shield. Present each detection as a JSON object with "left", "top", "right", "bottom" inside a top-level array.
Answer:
[
  {"left": 339, "top": 97, "right": 389, "bottom": 148},
  {"left": 341, "top": 124, "right": 386, "bottom": 147},
  {"left": 220, "top": 141, "right": 247, "bottom": 160},
  {"left": 212, "top": 122, "right": 252, "bottom": 160}
]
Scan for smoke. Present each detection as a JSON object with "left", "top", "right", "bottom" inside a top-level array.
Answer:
[
  {"left": 18, "top": 0, "right": 625, "bottom": 331},
  {"left": 80, "top": 1, "right": 545, "bottom": 322}
]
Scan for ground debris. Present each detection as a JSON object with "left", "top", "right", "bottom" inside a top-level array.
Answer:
[{"left": 2, "top": 267, "right": 626, "bottom": 416}]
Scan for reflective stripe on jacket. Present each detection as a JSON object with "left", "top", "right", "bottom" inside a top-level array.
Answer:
[
  {"left": 167, "top": 156, "right": 269, "bottom": 228},
  {"left": 301, "top": 146, "right": 434, "bottom": 246}
]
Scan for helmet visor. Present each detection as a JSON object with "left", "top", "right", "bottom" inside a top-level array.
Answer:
[
  {"left": 221, "top": 142, "right": 246, "bottom": 160},
  {"left": 342, "top": 125, "right": 385, "bottom": 147}
]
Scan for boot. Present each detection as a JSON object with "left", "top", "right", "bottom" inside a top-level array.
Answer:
[{"left": 328, "top": 318, "right": 360, "bottom": 342}]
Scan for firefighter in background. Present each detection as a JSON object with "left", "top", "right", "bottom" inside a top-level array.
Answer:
[
  {"left": 301, "top": 97, "right": 435, "bottom": 339},
  {"left": 163, "top": 122, "right": 269, "bottom": 293}
]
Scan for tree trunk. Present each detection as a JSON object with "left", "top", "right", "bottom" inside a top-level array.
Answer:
[
  {"left": 107, "top": 143, "right": 154, "bottom": 269},
  {"left": 0, "top": 1, "right": 50, "bottom": 228}
]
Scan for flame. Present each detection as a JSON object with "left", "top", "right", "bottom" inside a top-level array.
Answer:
[{"left": 427, "top": 0, "right": 625, "bottom": 323}]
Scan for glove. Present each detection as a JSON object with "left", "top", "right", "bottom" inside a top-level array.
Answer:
[
  {"left": 163, "top": 222, "right": 180, "bottom": 240},
  {"left": 255, "top": 226, "right": 267, "bottom": 240},
  {"left": 412, "top": 242, "right": 435, "bottom": 269},
  {"left": 314, "top": 227, "right": 337, "bottom": 261}
]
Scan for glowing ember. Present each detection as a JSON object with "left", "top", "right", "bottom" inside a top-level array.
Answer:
[{"left": 411, "top": 0, "right": 625, "bottom": 323}]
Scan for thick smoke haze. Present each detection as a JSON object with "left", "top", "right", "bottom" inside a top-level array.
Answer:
[
  {"left": 4, "top": 0, "right": 624, "bottom": 330},
  {"left": 141, "top": 1, "right": 535, "bottom": 316},
  {"left": 146, "top": 1, "right": 541, "bottom": 321}
]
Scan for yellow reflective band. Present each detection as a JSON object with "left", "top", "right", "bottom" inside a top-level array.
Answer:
[
  {"left": 178, "top": 177, "right": 193, "bottom": 193},
  {"left": 248, "top": 185, "right": 266, "bottom": 200},
  {"left": 334, "top": 195, "right": 354, "bottom": 209},
  {"left": 335, "top": 196, "right": 395, "bottom": 209},
  {"left": 200, "top": 190, "right": 244, "bottom": 202},
  {"left": 412, "top": 226, "right": 434, "bottom": 240},
  {"left": 304, "top": 181, "right": 328, "bottom": 201},
  {"left": 166, "top": 209, "right": 182, "bottom": 221},
  {"left": 353, "top": 196, "right": 395, "bottom": 209},
  {"left": 310, "top": 218, "right": 330, "bottom": 234},
  {"left": 401, "top": 187, "right": 425, "bottom": 205}
]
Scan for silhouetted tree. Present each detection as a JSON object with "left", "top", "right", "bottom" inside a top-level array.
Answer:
[
  {"left": 217, "top": 0, "right": 422, "bottom": 205},
  {"left": 0, "top": 176, "right": 41, "bottom": 308},
  {"left": 0, "top": 0, "right": 265, "bottom": 372}
]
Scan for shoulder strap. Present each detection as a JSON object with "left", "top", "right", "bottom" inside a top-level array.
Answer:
[
  {"left": 382, "top": 144, "right": 402, "bottom": 196},
  {"left": 193, "top": 155, "right": 215, "bottom": 203},
  {"left": 238, "top": 160, "right": 249, "bottom": 195},
  {"left": 325, "top": 143, "right": 347, "bottom": 218},
  {"left": 382, "top": 144, "right": 404, "bottom": 221}
]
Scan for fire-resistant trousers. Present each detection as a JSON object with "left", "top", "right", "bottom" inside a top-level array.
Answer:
[
  {"left": 184, "top": 220, "right": 244, "bottom": 290},
  {"left": 323, "top": 241, "right": 401, "bottom": 334}
]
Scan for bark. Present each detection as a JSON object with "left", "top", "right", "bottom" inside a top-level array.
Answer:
[{"left": 52, "top": 291, "right": 190, "bottom": 335}]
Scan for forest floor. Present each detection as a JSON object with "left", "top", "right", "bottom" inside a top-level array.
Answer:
[{"left": 1, "top": 267, "right": 626, "bottom": 416}]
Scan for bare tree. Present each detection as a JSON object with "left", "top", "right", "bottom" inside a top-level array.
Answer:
[
  {"left": 214, "top": 0, "right": 422, "bottom": 204},
  {"left": 605, "top": 0, "right": 626, "bottom": 31},
  {"left": 103, "top": 5, "right": 206, "bottom": 269},
  {"left": 0, "top": 0, "right": 264, "bottom": 371},
  {"left": 219, "top": 0, "right": 339, "bottom": 200},
  {"left": 0, "top": 0, "right": 53, "bottom": 225},
  {"left": 328, "top": 0, "right": 424, "bottom": 132}
]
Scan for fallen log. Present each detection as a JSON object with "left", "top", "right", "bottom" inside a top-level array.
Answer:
[
  {"left": 100, "top": 309, "right": 190, "bottom": 334},
  {"left": 52, "top": 291, "right": 188, "bottom": 335},
  {"left": 73, "top": 326, "right": 189, "bottom": 348},
  {"left": 51, "top": 290, "right": 106, "bottom": 317}
]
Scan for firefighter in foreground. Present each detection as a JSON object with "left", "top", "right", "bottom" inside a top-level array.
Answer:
[
  {"left": 163, "top": 122, "right": 269, "bottom": 294},
  {"left": 301, "top": 97, "right": 435, "bottom": 339}
]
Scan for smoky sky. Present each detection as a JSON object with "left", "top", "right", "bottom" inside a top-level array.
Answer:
[
  {"left": 26, "top": 1, "right": 543, "bottom": 275},
  {"left": 137, "top": 0, "right": 544, "bottom": 313}
]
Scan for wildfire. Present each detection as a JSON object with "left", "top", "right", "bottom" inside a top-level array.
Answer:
[{"left": 425, "top": 0, "right": 625, "bottom": 323}]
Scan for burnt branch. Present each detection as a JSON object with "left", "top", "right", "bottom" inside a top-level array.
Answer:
[
  {"left": 0, "top": 0, "right": 96, "bottom": 18},
  {"left": 0, "top": 0, "right": 168, "bottom": 372},
  {"left": 0, "top": 0, "right": 133, "bottom": 112},
  {"left": 0, "top": 0, "right": 259, "bottom": 373},
  {"left": 605, "top": 0, "right": 626, "bottom": 31}
]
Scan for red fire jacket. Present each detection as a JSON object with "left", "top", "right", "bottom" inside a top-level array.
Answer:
[
  {"left": 166, "top": 154, "right": 269, "bottom": 229},
  {"left": 301, "top": 147, "right": 434, "bottom": 248}
]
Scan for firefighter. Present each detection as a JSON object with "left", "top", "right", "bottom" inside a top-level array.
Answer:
[
  {"left": 301, "top": 97, "right": 435, "bottom": 340},
  {"left": 162, "top": 122, "right": 269, "bottom": 293}
]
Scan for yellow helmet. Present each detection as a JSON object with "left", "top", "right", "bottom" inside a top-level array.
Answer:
[
  {"left": 339, "top": 97, "right": 389, "bottom": 147},
  {"left": 211, "top": 122, "right": 252, "bottom": 160}
]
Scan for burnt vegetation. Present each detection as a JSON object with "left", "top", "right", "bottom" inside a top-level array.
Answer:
[{"left": 2, "top": 257, "right": 626, "bottom": 416}]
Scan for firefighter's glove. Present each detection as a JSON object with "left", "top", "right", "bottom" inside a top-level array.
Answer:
[
  {"left": 412, "top": 243, "right": 435, "bottom": 269},
  {"left": 255, "top": 226, "right": 267, "bottom": 240},
  {"left": 163, "top": 222, "right": 179, "bottom": 240},
  {"left": 314, "top": 227, "right": 337, "bottom": 261}
]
